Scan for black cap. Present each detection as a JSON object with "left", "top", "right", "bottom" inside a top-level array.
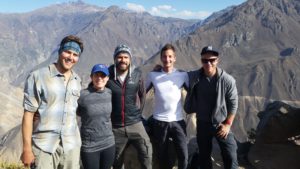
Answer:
[{"left": 201, "top": 46, "right": 219, "bottom": 56}]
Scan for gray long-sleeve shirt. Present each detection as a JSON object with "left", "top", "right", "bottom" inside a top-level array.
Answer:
[
  {"left": 77, "top": 86, "right": 114, "bottom": 152},
  {"left": 184, "top": 67, "right": 238, "bottom": 124}
]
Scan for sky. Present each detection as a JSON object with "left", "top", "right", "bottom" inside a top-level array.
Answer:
[{"left": 0, "top": 0, "right": 246, "bottom": 19}]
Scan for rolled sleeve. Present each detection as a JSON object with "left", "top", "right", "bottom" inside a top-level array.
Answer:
[{"left": 23, "top": 73, "right": 40, "bottom": 113}]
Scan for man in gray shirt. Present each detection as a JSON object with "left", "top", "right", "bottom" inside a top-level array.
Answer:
[
  {"left": 21, "top": 35, "right": 83, "bottom": 169},
  {"left": 184, "top": 46, "right": 239, "bottom": 169}
]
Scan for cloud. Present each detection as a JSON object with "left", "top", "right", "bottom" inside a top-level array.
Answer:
[
  {"left": 126, "top": 3, "right": 145, "bottom": 13},
  {"left": 150, "top": 4, "right": 211, "bottom": 19},
  {"left": 150, "top": 5, "right": 174, "bottom": 16},
  {"left": 125, "top": 3, "right": 211, "bottom": 19},
  {"left": 155, "top": 5, "right": 176, "bottom": 11},
  {"left": 176, "top": 10, "right": 211, "bottom": 19}
]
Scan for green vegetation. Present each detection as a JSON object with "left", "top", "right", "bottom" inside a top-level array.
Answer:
[{"left": 0, "top": 162, "right": 27, "bottom": 169}]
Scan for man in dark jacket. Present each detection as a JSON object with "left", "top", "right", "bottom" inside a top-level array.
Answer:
[
  {"left": 184, "top": 46, "right": 239, "bottom": 169},
  {"left": 106, "top": 44, "right": 152, "bottom": 169}
]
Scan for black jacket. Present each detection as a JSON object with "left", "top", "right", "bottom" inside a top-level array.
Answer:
[{"left": 106, "top": 65, "right": 145, "bottom": 127}]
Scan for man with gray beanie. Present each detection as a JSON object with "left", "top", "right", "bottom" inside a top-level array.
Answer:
[{"left": 106, "top": 44, "right": 152, "bottom": 169}]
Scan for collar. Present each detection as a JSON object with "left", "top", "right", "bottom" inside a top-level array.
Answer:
[
  {"left": 49, "top": 63, "right": 62, "bottom": 77},
  {"left": 161, "top": 67, "right": 177, "bottom": 74},
  {"left": 199, "top": 67, "right": 222, "bottom": 78},
  {"left": 88, "top": 84, "right": 106, "bottom": 93},
  {"left": 49, "top": 63, "right": 79, "bottom": 80}
]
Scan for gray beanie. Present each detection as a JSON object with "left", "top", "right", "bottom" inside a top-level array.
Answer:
[
  {"left": 113, "top": 44, "right": 132, "bottom": 59},
  {"left": 113, "top": 44, "right": 132, "bottom": 80}
]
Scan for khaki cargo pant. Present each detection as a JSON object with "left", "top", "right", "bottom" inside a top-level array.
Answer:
[{"left": 32, "top": 142, "right": 80, "bottom": 169}]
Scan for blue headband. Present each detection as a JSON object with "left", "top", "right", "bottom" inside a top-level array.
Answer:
[{"left": 60, "top": 41, "right": 81, "bottom": 55}]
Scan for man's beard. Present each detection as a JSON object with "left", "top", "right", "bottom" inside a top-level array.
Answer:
[{"left": 117, "top": 62, "right": 129, "bottom": 72}]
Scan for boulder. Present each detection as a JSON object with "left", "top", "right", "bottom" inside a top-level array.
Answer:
[{"left": 248, "top": 101, "right": 300, "bottom": 169}]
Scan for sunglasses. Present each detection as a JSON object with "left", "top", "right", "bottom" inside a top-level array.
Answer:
[{"left": 201, "top": 58, "right": 218, "bottom": 64}]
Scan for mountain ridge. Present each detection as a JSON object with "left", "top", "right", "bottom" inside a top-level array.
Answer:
[
  {"left": 0, "top": 2, "right": 199, "bottom": 86},
  {"left": 142, "top": 0, "right": 300, "bottom": 142},
  {"left": 0, "top": 0, "right": 300, "bottom": 167}
]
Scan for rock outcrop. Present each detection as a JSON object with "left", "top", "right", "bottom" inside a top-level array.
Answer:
[{"left": 248, "top": 101, "right": 300, "bottom": 169}]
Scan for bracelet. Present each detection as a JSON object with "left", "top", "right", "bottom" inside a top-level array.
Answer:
[{"left": 224, "top": 120, "right": 232, "bottom": 126}]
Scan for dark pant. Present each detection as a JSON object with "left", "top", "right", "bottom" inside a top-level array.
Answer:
[
  {"left": 112, "top": 121, "right": 152, "bottom": 169},
  {"left": 196, "top": 122, "right": 238, "bottom": 169},
  {"left": 81, "top": 145, "right": 115, "bottom": 169},
  {"left": 152, "top": 119, "right": 188, "bottom": 169}
]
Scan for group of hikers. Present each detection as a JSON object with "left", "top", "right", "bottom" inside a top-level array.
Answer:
[{"left": 21, "top": 35, "right": 239, "bottom": 169}]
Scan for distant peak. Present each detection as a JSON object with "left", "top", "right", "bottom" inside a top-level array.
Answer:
[
  {"left": 107, "top": 5, "right": 120, "bottom": 11},
  {"left": 68, "top": 0, "right": 85, "bottom": 5}
]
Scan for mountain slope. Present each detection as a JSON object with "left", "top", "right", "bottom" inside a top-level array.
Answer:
[
  {"left": 0, "top": 2, "right": 198, "bottom": 86},
  {"left": 143, "top": 0, "right": 300, "bottom": 141},
  {"left": 0, "top": 2, "right": 104, "bottom": 84},
  {"left": 0, "top": 2, "right": 199, "bottom": 163},
  {"left": 72, "top": 6, "right": 198, "bottom": 82}
]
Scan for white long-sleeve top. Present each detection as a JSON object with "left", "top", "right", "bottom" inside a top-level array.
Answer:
[{"left": 146, "top": 68, "right": 189, "bottom": 122}]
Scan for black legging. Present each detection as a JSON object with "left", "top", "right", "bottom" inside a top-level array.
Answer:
[{"left": 81, "top": 145, "right": 115, "bottom": 169}]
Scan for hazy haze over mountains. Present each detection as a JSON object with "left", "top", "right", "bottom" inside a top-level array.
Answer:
[{"left": 0, "top": 0, "right": 300, "bottom": 167}]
